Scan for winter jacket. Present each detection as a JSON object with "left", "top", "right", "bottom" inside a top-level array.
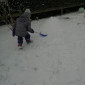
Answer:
[{"left": 12, "top": 14, "right": 34, "bottom": 37}]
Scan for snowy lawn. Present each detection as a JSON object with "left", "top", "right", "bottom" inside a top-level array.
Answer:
[{"left": 0, "top": 12, "right": 85, "bottom": 85}]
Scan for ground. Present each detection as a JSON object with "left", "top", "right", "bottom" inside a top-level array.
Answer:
[{"left": 0, "top": 12, "right": 85, "bottom": 85}]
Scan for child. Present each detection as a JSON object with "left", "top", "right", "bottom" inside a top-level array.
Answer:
[{"left": 12, "top": 9, "right": 34, "bottom": 49}]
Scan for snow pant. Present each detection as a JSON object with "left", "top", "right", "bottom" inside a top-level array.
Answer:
[{"left": 18, "top": 33, "right": 30, "bottom": 45}]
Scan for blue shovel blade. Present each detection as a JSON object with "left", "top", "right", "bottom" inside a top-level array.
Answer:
[{"left": 39, "top": 32, "right": 48, "bottom": 37}]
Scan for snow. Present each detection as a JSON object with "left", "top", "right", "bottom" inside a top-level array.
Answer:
[{"left": 0, "top": 12, "right": 85, "bottom": 85}]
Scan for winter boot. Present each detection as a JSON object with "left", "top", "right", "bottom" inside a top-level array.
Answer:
[
  {"left": 18, "top": 44, "right": 23, "bottom": 49},
  {"left": 26, "top": 39, "right": 32, "bottom": 44}
]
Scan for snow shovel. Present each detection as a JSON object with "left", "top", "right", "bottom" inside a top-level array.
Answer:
[{"left": 35, "top": 32, "right": 48, "bottom": 37}]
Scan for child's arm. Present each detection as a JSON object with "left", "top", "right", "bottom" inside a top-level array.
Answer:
[
  {"left": 12, "top": 22, "right": 16, "bottom": 36},
  {"left": 27, "top": 21, "right": 34, "bottom": 33}
]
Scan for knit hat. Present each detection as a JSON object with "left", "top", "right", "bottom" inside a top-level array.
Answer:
[{"left": 24, "top": 9, "right": 31, "bottom": 18}]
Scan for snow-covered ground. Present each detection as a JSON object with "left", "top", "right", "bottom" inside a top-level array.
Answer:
[{"left": 0, "top": 12, "right": 85, "bottom": 85}]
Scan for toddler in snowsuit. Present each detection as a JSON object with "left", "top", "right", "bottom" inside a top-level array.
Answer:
[{"left": 12, "top": 9, "right": 34, "bottom": 48}]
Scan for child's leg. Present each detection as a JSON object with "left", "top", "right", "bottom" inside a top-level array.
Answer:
[
  {"left": 25, "top": 33, "right": 31, "bottom": 43},
  {"left": 18, "top": 36, "right": 23, "bottom": 46}
]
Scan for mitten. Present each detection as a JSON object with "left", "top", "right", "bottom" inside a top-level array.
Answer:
[
  {"left": 31, "top": 29, "right": 34, "bottom": 33},
  {"left": 12, "top": 28, "right": 15, "bottom": 37}
]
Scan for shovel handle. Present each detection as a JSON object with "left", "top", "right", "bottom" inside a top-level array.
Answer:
[{"left": 34, "top": 31, "right": 39, "bottom": 34}]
